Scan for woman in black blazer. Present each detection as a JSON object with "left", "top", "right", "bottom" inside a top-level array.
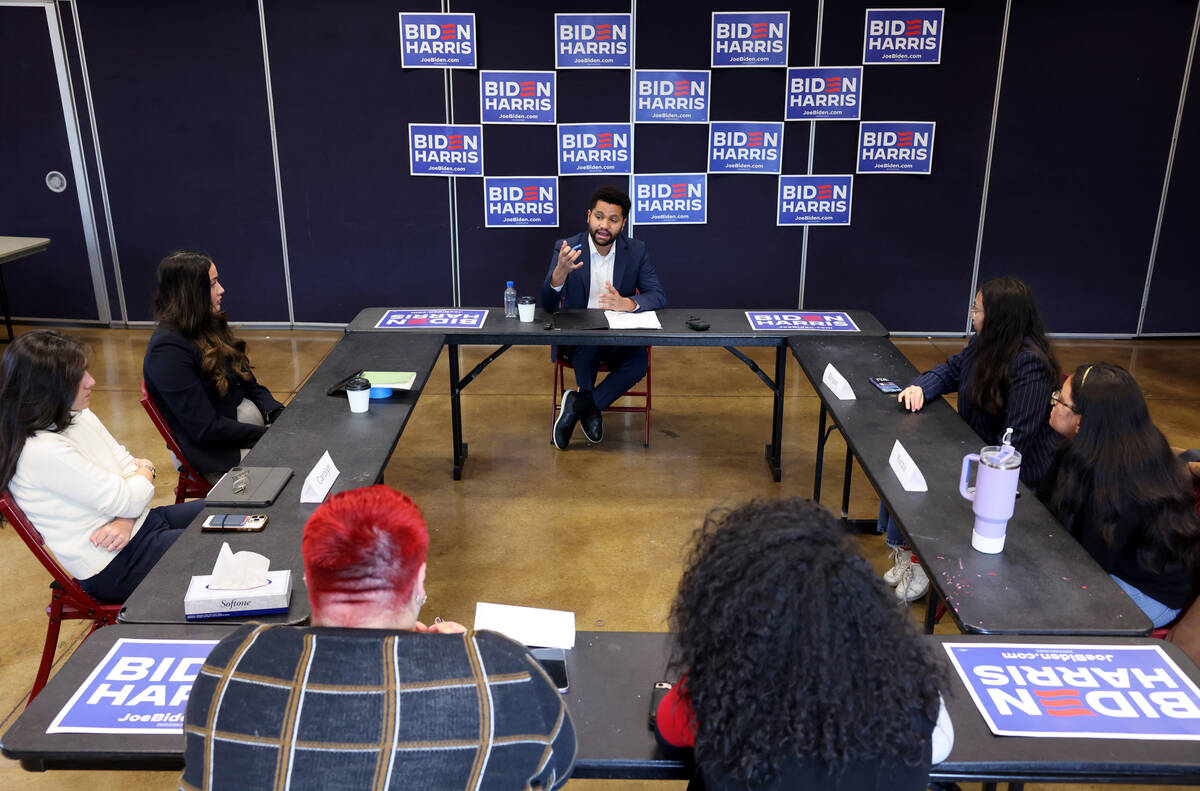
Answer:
[{"left": 143, "top": 251, "right": 283, "bottom": 479}]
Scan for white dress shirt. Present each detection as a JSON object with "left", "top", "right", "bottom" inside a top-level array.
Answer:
[{"left": 585, "top": 235, "right": 616, "bottom": 309}]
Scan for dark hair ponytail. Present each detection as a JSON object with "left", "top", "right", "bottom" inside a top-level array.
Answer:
[{"left": 0, "top": 331, "right": 89, "bottom": 491}]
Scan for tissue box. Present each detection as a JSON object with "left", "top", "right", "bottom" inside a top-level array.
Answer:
[{"left": 184, "top": 570, "right": 292, "bottom": 620}]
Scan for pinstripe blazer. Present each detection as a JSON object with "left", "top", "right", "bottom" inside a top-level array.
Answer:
[
  {"left": 911, "top": 336, "right": 1059, "bottom": 488},
  {"left": 180, "top": 624, "right": 576, "bottom": 791}
]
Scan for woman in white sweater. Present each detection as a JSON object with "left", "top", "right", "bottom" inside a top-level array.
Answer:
[{"left": 1, "top": 331, "right": 205, "bottom": 602}]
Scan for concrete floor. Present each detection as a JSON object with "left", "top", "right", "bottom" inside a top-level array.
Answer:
[{"left": 1, "top": 326, "right": 1198, "bottom": 791}]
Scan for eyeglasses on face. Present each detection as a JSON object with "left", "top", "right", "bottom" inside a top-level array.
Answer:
[{"left": 1050, "top": 390, "right": 1079, "bottom": 414}]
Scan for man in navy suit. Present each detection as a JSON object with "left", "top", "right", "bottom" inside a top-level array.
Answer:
[{"left": 540, "top": 186, "right": 666, "bottom": 450}]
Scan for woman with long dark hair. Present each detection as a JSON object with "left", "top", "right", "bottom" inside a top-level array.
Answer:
[
  {"left": 656, "top": 498, "right": 953, "bottom": 790},
  {"left": 143, "top": 251, "right": 283, "bottom": 480},
  {"left": 2, "top": 331, "right": 204, "bottom": 602},
  {"left": 1043, "top": 363, "right": 1200, "bottom": 627},
  {"left": 884, "top": 276, "right": 1061, "bottom": 601}
]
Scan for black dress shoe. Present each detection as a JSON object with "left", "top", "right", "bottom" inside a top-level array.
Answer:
[
  {"left": 581, "top": 408, "right": 603, "bottom": 444},
  {"left": 553, "top": 390, "right": 579, "bottom": 450}
]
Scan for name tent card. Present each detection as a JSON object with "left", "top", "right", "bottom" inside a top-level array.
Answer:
[
  {"left": 301, "top": 451, "right": 339, "bottom": 503},
  {"left": 889, "top": 440, "right": 928, "bottom": 492},
  {"left": 822, "top": 363, "right": 856, "bottom": 400}
]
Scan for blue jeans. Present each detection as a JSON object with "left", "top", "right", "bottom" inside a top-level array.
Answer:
[
  {"left": 1111, "top": 575, "right": 1181, "bottom": 629},
  {"left": 878, "top": 503, "right": 905, "bottom": 548}
]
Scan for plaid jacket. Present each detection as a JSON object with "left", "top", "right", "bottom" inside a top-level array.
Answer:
[{"left": 180, "top": 624, "right": 576, "bottom": 791}]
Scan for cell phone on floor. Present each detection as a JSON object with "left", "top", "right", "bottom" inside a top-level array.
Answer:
[
  {"left": 202, "top": 513, "right": 268, "bottom": 531},
  {"left": 648, "top": 681, "right": 672, "bottom": 729},
  {"left": 869, "top": 376, "right": 902, "bottom": 393},
  {"left": 531, "top": 647, "right": 569, "bottom": 693}
]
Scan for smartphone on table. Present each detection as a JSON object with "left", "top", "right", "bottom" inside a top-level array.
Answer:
[
  {"left": 201, "top": 513, "right": 268, "bottom": 531},
  {"left": 869, "top": 377, "right": 902, "bottom": 393}
]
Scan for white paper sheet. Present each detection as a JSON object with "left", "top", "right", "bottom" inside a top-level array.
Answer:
[
  {"left": 473, "top": 602, "right": 576, "bottom": 649},
  {"left": 605, "top": 310, "right": 662, "bottom": 330}
]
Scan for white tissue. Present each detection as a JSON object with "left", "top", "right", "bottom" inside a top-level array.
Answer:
[{"left": 207, "top": 541, "right": 271, "bottom": 590}]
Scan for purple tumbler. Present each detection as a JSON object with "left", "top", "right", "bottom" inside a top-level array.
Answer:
[{"left": 959, "top": 430, "right": 1021, "bottom": 554}]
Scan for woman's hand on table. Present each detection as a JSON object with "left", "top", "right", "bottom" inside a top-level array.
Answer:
[{"left": 898, "top": 385, "right": 925, "bottom": 412}]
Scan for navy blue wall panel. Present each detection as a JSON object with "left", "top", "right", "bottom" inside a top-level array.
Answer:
[
  {"left": 804, "top": 2, "right": 1005, "bottom": 332},
  {"left": 1142, "top": 37, "right": 1200, "bottom": 335},
  {"left": 0, "top": 7, "right": 97, "bottom": 320},
  {"left": 633, "top": 1, "right": 816, "bottom": 310},
  {"left": 265, "top": 0, "right": 452, "bottom": 323},
  {"left": 77, "top": 0, "right": 287, "bottom": 322},
  {"left": 978, "top": 0, "right": 1194, "bottom": 335},
  {"left": 452, "top": 1, "right": 629, "bottom": 307}
]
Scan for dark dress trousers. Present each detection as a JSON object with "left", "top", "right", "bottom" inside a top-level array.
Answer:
[
  {"left": 181, "top": 624, "right": 577, "bottom": 791},
  {"left": 143, "top": 325, "right": 283, "bottom": 475}
]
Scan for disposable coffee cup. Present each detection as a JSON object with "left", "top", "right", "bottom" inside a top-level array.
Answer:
[
  {"left": 346, "top": 377, "right": 371, "bottom": 413},
  {"left": 518, "top": 296, "right": 536, "bottom": 322}
]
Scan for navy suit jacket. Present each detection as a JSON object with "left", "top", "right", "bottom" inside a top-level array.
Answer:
[{"left": 539, "top": 231, "right": 666, "bottom": 314}]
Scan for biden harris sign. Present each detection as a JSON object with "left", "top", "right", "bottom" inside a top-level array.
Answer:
[
  {"left": 635, "top": 70, "right": 710, "bottom": 123},
  {"left": 558, "top": 124, "right": 631, "bottom": 176},
  {"left": 556, "top": 13, "right": 631, "bottom": 68},
  {"left": 708, "top": 122, "right": 784, "bottom": 174},
  {"left": 480, "top": 71, "right": 555, "bottom": 124},
  {"left": 863, "top": 8, "right": 944, "bottom": 65},
  {"left": 399, "top": 13, "right": 476, "bottom": 69},
  {"left": 408, "top": 124, "right": 483, "bottom": 177},
  {"left": 48, "top": 639, "right": 218, "bottom": 734},
  {"left": 944, "top": 642, "right": 1200, "bottom": 740},
  {"left": 632, "top": 174, "right": 707, "bottom": 225},
  {"left": 484, "top": 177, "right": 558, "bottom": 227},
  {"left": 786, "top": 67, "right": 862, "bottom": 121},
  {"left": 712, "top": 11, "right": 789, "bottom": 67},
  {"left": 777, "top": 176, "right": 853, "bottom": 225},
  {"left": 857, "top": 121, "right": 935, "bottom": 174}
]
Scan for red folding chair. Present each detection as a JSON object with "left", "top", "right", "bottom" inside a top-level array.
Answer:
[
  {"left": 553, "top": 348, "right": 652, "bottom": 447},
  {"left": 1, "top": 493, "right": 123, "bottom": 705},
  {"left": 140, "top": 380, "right": 211, "bottom": 503}
]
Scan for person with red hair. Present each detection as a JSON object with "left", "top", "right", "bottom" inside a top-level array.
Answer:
[{"left": 182, "top": 486, "right": 577, "bottom": 790}]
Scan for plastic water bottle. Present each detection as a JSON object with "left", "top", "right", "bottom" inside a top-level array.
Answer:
[{"left": 504, "top": 281, "right": 517, "bottom": 318}]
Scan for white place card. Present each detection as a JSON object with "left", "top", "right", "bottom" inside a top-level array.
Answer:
[
  {"left": 822, "top": 363, "right": 856, "bottom": 400},
  {"left": 889, "top": 440, "right": 928, "bottom": 492},
  {"left": 300, "top": 450, "right": 339, "bottom": 503}
]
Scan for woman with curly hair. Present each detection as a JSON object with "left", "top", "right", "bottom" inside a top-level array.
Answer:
[
  {"left": 884, "top": 276, "right": 1061, "bottom": 602},
  {"left": 656, "top": 498, "right": 953, "bottom": 790},
  {"left": 143, "top": 251, "right": 283, "bottom": 481},
  {"left": 1042, "top": 363, "right": 1200, "bottom": 627}
]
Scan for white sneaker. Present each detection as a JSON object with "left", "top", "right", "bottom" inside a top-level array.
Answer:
[
  {"left": 895, "top": 562, "right": 929, "bottom": 602},
  {"left": 883, "top": 546, "right": 912, "bottom": 587}
]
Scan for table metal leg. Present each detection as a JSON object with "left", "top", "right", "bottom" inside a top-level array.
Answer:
[
  {"left": 448, "top": 344, "right": 468, "bottom": 480},
  {"left": 763, "top": 346, "right": 785, "bottom": 482},
  {"left": 0, "top": 267, "right": 13, "bottom": 343},
  {"left": 924, "top": 587, "right": 939, "bottom": 635},
  {"left": 840, "top": 446, "right": 854, "bottom": 518},
  {"left": 813, "top": 403, "right": 827, "bottom": 502}
]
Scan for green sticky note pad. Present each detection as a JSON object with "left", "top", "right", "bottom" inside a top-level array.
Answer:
[{"left": 361, "top": 371, "right": 416, "bottom": 389}]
